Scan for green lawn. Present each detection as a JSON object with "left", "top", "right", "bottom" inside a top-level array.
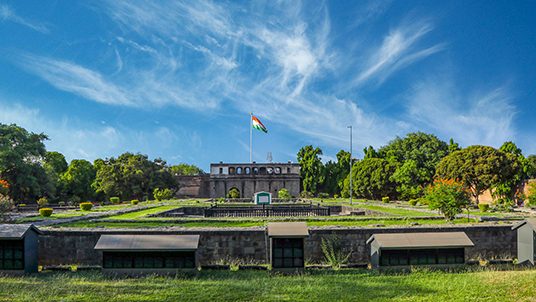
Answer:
[{"left": 1, "top": 269, "right": 536, "bottom": 301}]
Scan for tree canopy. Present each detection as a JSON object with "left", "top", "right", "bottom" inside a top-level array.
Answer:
[
  {"left": 59, "top": 159, "right": 96, "bottom": 202},
  {"left": 170, "top": 163, "right": 204, "bottom": 176},
  {"left": 344, "top": 158, "right": 397, "bottom": 200},
  {"left": 297, "top": 145, "right": 324, "bottom": 195}
]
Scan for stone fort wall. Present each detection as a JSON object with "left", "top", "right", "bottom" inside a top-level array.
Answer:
[{"left": 38, "top": 225, "right": 516, "bottom": 266}]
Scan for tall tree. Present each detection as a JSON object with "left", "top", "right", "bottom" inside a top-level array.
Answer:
[
  {"left": 59, "top": 159, "right": 96, "bottom": 202},
  {"left": 343, "top": 158, "right": 397, "bottom": 200},
  {"left": 494, "top": 141, "right": 525, "bottom": 203},
  {"left": 0, "top": 124, "right": 52, "bottom": 202},
  {"left": 527, "top": 155, "right": 536, "bottom": 179},
  {"left": 436, "top": 145, "right": 519, "bottom": 204},
  {"left": 378, "top": 132, "right": 449, "bottom": 199},
  {"left": 43, "top": 151, "right": 68, "bottom": 200},
  {"left": 297, "top": 146, "right": 324, "bottom": 195},
  {"left": 170, "top": 163, "right": 205, "bottom": 176}
]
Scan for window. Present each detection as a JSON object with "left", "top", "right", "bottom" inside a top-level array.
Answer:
[
  {"left": 287, "top": 167, "right": 291, "bottom": 174},
  {"left": 267, "top": 167, "right": 273, "bottom": 174},
  {"left": 236, "top": 167, "right": 242, "bottom": 175},
  {"left": 245, "top": 167, "right": 251, "bottom": 175},
  {"left": 380, "top": 248, "right": 464, "bottom": 267},
  {"left": 272, "top": 238, "right": 304, "bottom": 268},
  {"left": 274, "top": 167, "right": 281, "bottom": 174},
  {"left": 103, "top": 251, "right": 196, "bottom": 269},
  {"left": 259, "top": 167, "right": 267, "bottom": 175},
  {"left": 219, "top": 168, "right": 223, "bottom": 174},
  {"left": 253, "top": 167, "right": 259, "bottom": 175},
  {"left": 0, "top": 240, "right": 24, "bottom": 270},
  {"left": 228, "top": 167, "right": 236, "bottom": 175}
]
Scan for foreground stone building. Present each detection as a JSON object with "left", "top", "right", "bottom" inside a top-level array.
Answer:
[{"left": 176, "top": 162, "right": 301, "bottom": 199}]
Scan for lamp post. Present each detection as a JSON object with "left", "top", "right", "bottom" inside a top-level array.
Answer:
[{"left": 347, "top": 125, "right": 353, "bottom": 205}]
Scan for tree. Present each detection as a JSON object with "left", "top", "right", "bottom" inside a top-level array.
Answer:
[
  {"left": 170, "top": 163, "right": 204, "bottom": 176},
  {"left": 59, "top": 160, "right": 96, "bottom": 202},
  {"left": 0, "top": 123, "right": 53, "bottom": 202},
  {"left": 363, "top": 146, "right": 379, "bottom": 159},
  {"left": 343, "top": 158, "right": 397, "bottom": 200},
  {"left": 320, "top": 150, "right": 352, "bottom": 196},
  {"left": 43, "top": 151, "right": 68, "bottom": 200},
  {"left": 436, "top": 145, "right": 518, "bottom": 204},
  {"left": 297, "top": 146, "right": 324, "bottom": 195},
  {"left": 378, "top": 132, "right": 449, "bottom": 200},
  {"left": 448, "top": 138, "right": 461, "bottom": 153},
  {"left": 527, "top": 155, "right": 536, "bottom": 179},
  {"left": 493, "top": 142, "right": 525, "bottom": 204},
  {"left": 92, "top": 153, "right": 177, "bottom": 200},
  {"left": 424, "top": 179, "right": 470, "bottom": 220}
]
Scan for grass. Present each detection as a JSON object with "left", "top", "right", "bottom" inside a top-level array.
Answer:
[
  {"left": 101, "top": 205, "right": 182, "bottom": 220},
  {"left": 1, "top": 269, "right": 536, "bottom": 301},
  {"left": 58, "top": 217, "right": 475, "bottom": 229}
]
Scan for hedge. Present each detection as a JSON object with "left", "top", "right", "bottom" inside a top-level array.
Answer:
[
  {"left": 39, "top": 208, "right": 53, "bottom": 217},
  {"left": 80, "top": 202, "right": 93, "bottom": 211}
]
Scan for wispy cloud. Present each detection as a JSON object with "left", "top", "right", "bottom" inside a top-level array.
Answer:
[
  {"left": 0, "top": 4, "right": 49, "bottom": 33},
  {"left": 354, "top": 22, "right": 444, "bottom": 86},
  {"left": 406, "top": 79, "right": 516, "bottom": 147}
]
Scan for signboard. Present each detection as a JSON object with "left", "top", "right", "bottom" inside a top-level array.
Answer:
[{"left": 254, "top": 191, "right": 272, "bottom": 205}]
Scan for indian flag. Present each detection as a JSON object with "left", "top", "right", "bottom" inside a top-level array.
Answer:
[{"left": 252, "top": 115, "right": 268, "bottom": 133}]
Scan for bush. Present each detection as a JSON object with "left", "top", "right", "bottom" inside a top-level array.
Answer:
[
  {"left": 0, "top": 194, "right": 14, "bottom": 222},
  {"left": 278, "top": 188, "right": 292, "bottom": 200},
  {"left": 227, "top": 188, "right": 240, "bottom": 199},
  {"left": 18, "top": 203, "right": 27, "bottom": 207},
  {"left": 321, "top": 235, "right": 351, "bottom": 270},
  {"left": 409, "top": 199, "right": 419, "bottom": 206},
  {"left": 153, "top": 188, "right": 174, "bottom": 201},
  {"left": 131, "top": 199, "right": 139, "bottom": 205},
  {"left": 300, "top": 191, "right": 313, "bottom": 199},
  {"left": 318, "top": 192, "right": 330, "bottom": 199},
  {"left": 333, "top": 194, "right": 339, "bottom": 199},
  {"left": 382, "top": 197, "right": 390, "bottom": 203},
  {"left": 424, "top": 179, "right": 470, "bottom": 220},
  {"left": 527, "top": 182, "right": 536, "bottom": 207},
  {"left": 478, "top": 204, "right": 490, "bottom": 212},
  {"left": 109, "top": 197, "right": 120, "bottom": 204},
  {"left": 37, "top": 197, "right": 48, "bottom": 207},
  {"left": 79, "top": 202, "right": 93, "bottom": 211},
  {"left": 39, "top": 208, "right": 53, "bottom": 217}
]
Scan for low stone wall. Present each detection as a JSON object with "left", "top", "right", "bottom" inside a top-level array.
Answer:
[{"left": 38, "top": 225, "right": 516, "bottom": 266}]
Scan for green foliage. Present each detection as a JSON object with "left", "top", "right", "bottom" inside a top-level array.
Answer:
[
  {"left": 321, "top": 236, "right": 351, "bottom": 270},
  {"left": 527, "top": 155, "right": 536, "bottom": 179},
  {"left": 79, "top": 202, "right": 93, "bottom": 211},
  {"left": 343, "top": 158, "right": 397, "bottom": 200},
  {"left": 436, "top": 145, "right": 519, "bottom": 204},
  {"left": 109, "top": 197, "right": 120, "bottom": 204},
  {"left": 92, "top": 153, "right": 177, "bottom": 201},
  {"left": 153, "top": 188, "right": 174, "bottom": 201},
  {"left": 277, "top": 188, "right": 291, "bottom": 199},
  {"left": 300, "top": 191, "right": 313, "bottom": 198},
  {"left": 527, "top": 182, "right": 536, "bottom": 207},
  {"left": 59, "top": 159, "right": 96, "bottom": 202},
  {"left": 0, "top": 123, "right": 53, "bottom": 202},
  {"left": 39, "top": 207, "right": 53, "bottom": 217},
  {"left": 492, "top": 142, "right": 526, "bottom": 203},
  {"left": 170, "top": 163, "right": 204, "bottom": 176},
  {"left": 0, "top": 194, "right": 14, "bottom": 222},
  {"left": 297, "top": 145, "right": 324, "bottom": 195},
  {"left": 227, "top": 188, "right": 240, "bottom": 199},
  {"left": 36, "top": 197, "right": 48, "bottom": 207},
  {"left": 478, "top": 204, "right": 490, "bottom": 212},
  {"left": 58, "top": 201, "right": 65, "bottom": 206},
  {"left": 408, "top": 199, "right": 419, "bottom": 206},
  {"left": 319, "top": 150, "right": 352, "bottom": 196},
  {"left": 381, "top": 196, "right": 389, "bottom": 203},
  {"left": 379, "top": 132, "right": 449, "bottom": 200},
  {"left": 318, "top": 192, "right": 330, "bottom": 199},
  {"left": 363, "top": 146, "right": 379, "bottom": 159},
  {"left": 131, "top": 199, "right": 139, "bottom": 205},
  {"left": 424, "top": 179, "right": 470, "bottom": 220}
]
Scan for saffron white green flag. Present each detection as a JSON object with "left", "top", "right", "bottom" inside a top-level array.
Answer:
[{"left": 252, "top": 115, "right": 268, "bottom": 133}]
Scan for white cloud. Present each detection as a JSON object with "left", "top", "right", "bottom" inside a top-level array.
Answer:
[
  {"left": 0, "top": 4, "right": 49, "bottom": 33},
  {"left": 406, "top": 79, "right": 516, "bottom": 147}
]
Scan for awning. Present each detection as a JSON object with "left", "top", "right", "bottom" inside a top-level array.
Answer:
[
  {"left": 366, "top": 232, "right": 474, "bottom": 249},
  {"left": 0, "top": 224, "right": 42, "bottom": 239},
  {"left": 94, "top": 234, "right": 200, "bottom": 251},
  {"left": 511, "top": 218, "right": 536, "bottom": 231},
  {"left": 267, "top": 222, "right": 308, "bottom": 237}
]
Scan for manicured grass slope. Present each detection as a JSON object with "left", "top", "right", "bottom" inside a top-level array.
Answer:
[{"left": 1, "top": 269, "right": 536, "bottom": 301}]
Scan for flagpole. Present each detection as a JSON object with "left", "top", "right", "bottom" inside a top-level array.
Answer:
[{"left": 250, "top": 112, "right": 253, "bottom": 163}]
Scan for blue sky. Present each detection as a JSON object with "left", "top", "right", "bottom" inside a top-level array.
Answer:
[{"left": 1, "top": 1, "right": 535, "bottom": 170}]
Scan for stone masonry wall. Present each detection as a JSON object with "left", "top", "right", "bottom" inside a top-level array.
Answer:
[{"left": 39, "top": 225, "right": 516, "bottom": 266}]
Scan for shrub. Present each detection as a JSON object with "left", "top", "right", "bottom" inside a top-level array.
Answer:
[
  {"left": 409, "top": 199, "right": 419, "bottom": 206},
  {"left": 321, "top": 236, "right": 351, "bottom": 270},
  {"left": 278, "top": 188, "right": 292, "bottom": 200},
  {"left": 527, "top": 182, "right": 536, "bottom": 207},
  {"left": 318, "top": 192, "right": 330, "bottom": 199},
  {"left": 0, "top": 179, "right": 9, "bottom": 195},
  {"left": 227, "top": 188, "right": 240, "bottom": 199},
  {"left": 300, "top": 191, "right": 313, "bottom": 199},
  {"left": 478, "top": 204, "right": 490, "bottom": 212},
  {"left": 110, "top": 197, "right": 120, "bottom": 204},
  {"left": 0, "top": 194, "right": 14, "bottom": 222},
  {"left": 153, "top": 188, "right": 174, "bottom": 201},
  {"left": 37, "top": 197, "right": 48, "bottom": 207},
  {"left": 424, "top": 179, "right": 470, "bottom": 220},
  {"left": 382, "top": 197, "right": 390, "bottom": 203},
  {"left": 131, "top": 199, "right": 139, "bottom": 205},
  {"left": 39, "top": 208, "right": 53, "bottom": 217},
  {"left": 18, "top": 203, "right": 27, "bottom": 207},
  {"left": 333, "top": 194, "right": 339, "bottom": 199},
  {"left": 79, "top": 202, "right": 93, "bottom": 211}
]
